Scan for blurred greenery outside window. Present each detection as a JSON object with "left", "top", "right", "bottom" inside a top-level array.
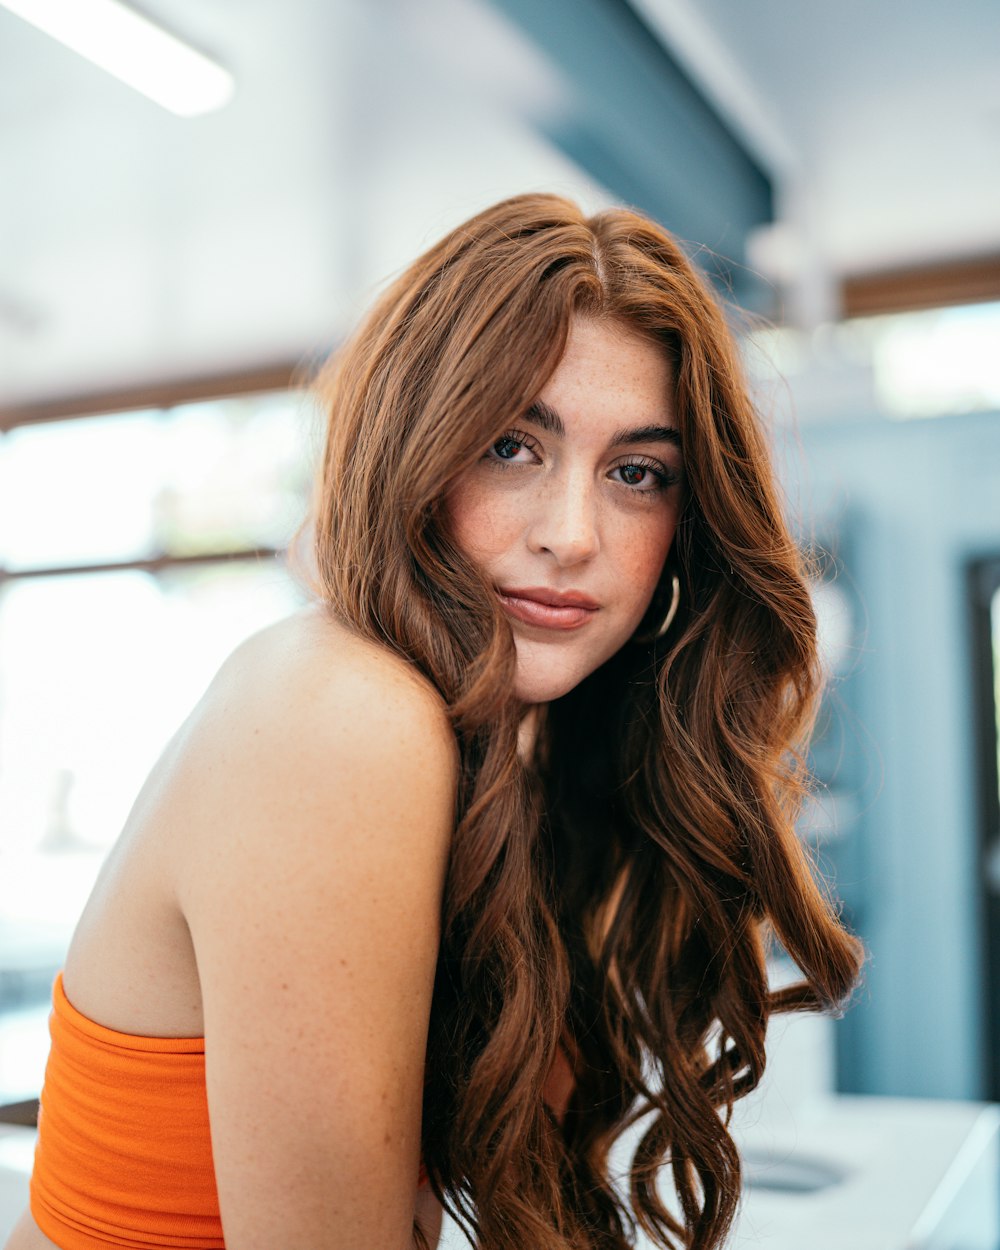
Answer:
[{"left": 0, "top": 389, "right": 316, "bottom": 1100}]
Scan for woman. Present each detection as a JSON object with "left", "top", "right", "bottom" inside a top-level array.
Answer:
[{"left": 6, "top": 193, "right": 863, "bottom": 1250}]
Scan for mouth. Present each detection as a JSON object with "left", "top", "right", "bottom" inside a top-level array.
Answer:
[{"left": 496, "top": 586, "right": 600, "bottom": 631}]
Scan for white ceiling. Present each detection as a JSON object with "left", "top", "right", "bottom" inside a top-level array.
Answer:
[
  {"left": 1, "top": 0, "right": 997, "bottom": 409},
  {"left": 645, "top": 0, "right": 1000, "bottom": 268}
]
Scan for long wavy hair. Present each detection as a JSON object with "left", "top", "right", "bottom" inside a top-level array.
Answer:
[{"left": 303, "top": 193, "right": 863, "bottom": 1250}]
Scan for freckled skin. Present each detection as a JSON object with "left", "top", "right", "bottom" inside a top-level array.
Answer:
[
  {"left": 444, "top": 317, "right": 684, "bottom": 705},
  {"left": 5, "top": 322, "right": 680, "bottom": 1250}
]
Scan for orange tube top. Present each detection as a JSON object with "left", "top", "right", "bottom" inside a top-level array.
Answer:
[
  {"left": 31, "top": 973, "right": 222, "bottom": 1249},
  {"left": 30, "top": 973, "right": 429, "bottom": 1250}
]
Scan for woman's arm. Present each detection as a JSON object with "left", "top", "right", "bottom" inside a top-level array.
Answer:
[{"left": 173, "top": 629, "right": 456, "bottom": 1250}]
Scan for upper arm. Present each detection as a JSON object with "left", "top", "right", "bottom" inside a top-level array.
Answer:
[{"left": 176, "top": 640, "right": 456, "bottom": 1250}]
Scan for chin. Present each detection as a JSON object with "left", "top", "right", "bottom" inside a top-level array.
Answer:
[
  {"left": 511, "top": 640, "right": 608, "bottom": 705},
  {"left": 514, "top": 674, "right": 579, "bottom": 704}
]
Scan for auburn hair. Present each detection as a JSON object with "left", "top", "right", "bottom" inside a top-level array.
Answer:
[{"left": 302, "top": 193, "right": 863, "bottom": 1250}]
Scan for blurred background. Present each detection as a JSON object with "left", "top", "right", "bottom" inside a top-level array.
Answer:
[{"left": 1, "top": 0, "right": 999, "bottom": 1244}]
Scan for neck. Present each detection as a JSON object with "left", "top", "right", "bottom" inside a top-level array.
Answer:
[{"left": 517, "top": 704, "right": 542, "bottom": 763}]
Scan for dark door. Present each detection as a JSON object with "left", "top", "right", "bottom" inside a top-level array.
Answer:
[{"left": 969, "top": 555, "right": 1000, "bottom": 1099}]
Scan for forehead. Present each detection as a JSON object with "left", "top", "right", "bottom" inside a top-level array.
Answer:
[
  {"left": 544, "top": 315, "right": 670, "bottom": 386},
  {"left": 533, "top": 317, "right": 677, "bottom": 439}
]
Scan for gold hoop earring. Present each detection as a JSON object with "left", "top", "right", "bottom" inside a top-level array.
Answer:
[{"left": 633, "top": 573, "right": 680, "bottom": 645}]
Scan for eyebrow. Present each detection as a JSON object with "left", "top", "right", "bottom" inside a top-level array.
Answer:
[{"left": 524, "top": 399, "right": 682, "bottom": 451}]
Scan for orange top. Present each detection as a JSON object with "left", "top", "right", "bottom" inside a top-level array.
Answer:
[
  {"left": 31, "top": 973, "right": 223, "bottom": 1249},
  {"left": 29, "top": 974, "right": 579, "bottom": 1248},
  {"left": 31, "top": 974, "right": 430, "bottom": 1249}
]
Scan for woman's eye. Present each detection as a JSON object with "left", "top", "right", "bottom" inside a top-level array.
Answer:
[
  {"left": 612, "top": 460, "right": 674, "bottom": 491},
  {"left": 485, "top": 431, "right": 536, "bottom": 464}
]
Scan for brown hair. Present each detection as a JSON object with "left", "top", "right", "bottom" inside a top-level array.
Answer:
[{"left": 303, "top": 193, "right": 863, "bottom": 1250}]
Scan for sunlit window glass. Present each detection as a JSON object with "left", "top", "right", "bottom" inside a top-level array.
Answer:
[
  {"left": 742, "top": 300, "right": 1000, "bottom": 422},
  {"left": 0, "top": 413, "right": 163, "bottom": 571},
  {"left": 871, "top": 302, "right": 1000, "bottom": 417},
  {"left": 0, "top": 386, "right": 313, "bottom": 1103},
  {"left": 158, "top": 392, "right": 316, "bottom": 556}
]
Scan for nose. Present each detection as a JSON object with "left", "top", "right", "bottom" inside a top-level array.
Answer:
[{"left": 525, "top": 470, "right": 600, "bottom": 566}]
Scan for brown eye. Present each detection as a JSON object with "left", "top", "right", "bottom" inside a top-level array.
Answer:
[
  {"left": 484, "top": 429, "right": 538, "bottom": 466},
  {"left": 493, "top": 436, "right": 524, "bottom": 460},
  {"left": 610, "top": 457, "right": 681, "bottom": 493}
]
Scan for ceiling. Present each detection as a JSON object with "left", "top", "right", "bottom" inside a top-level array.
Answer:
[
  {"left": 0, "top": 0, "right": 997, "bottom": 410},
  {"left": 639, "top": 0, "right": 1000, "bottom": 321}
]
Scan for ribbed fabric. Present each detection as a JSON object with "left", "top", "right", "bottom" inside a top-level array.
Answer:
[
  {"left": 30, "top": 973, "right": 430, "bottom": 1249},
  {"left": 30, "top": 973, "right": 224, "bottom": 1249}
]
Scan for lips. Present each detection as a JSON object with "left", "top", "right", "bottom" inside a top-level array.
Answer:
[{"left": 496, "top": 586, "right": 599, "bottom": 631}]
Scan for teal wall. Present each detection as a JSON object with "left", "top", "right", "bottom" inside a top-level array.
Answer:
[
  {"left": 486, "top": 0, "right": 774, "bottom": 307},
  {"left": 778, "top": 407, "right": 1000, "bottom": 1099}
]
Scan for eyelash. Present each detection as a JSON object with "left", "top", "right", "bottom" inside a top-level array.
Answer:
[
  {"left": 615, "top": 456, "right": 679, "bottom": 492},
  {"left": 485, "top": 429, "right": 538, "bottom": 463},
  {"left": 484, "top": 429, "right": 679, "bottom": 493}
]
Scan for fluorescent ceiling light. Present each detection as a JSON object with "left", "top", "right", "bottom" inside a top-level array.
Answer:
[{"left": 0, "top": 0, "right": 235, "bottom": 117}]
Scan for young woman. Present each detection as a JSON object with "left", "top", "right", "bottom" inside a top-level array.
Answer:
[{"left": 6, "top": 193, "right": 863, "bottom": 1250}]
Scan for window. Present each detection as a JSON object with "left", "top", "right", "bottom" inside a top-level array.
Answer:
[
  {"left": 0, "top": 387, "right": 316, "bottom": 1102},
  {"left": 743, "top": 299, "right": 1000, "bottom": 422}
]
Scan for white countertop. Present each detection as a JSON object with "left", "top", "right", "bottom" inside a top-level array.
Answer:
[
  {"left": 437, "top": 1094, "right": 1000, "bottom": 1250},
  {"left": 4, "top": 1096, "right": 997, "bottom": 1250},
  {"left": 728, "top": 1094, "right": 1000, "bottom": 1250},
  {"left": 0, "top": 1125, "right": 33, "bottom": 1244}
]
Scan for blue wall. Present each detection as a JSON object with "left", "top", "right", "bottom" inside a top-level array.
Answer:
[{"left": 777, "top": 407, "right": 1000, "bottom": 1100}]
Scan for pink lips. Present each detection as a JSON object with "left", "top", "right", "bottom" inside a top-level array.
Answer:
[{"left": 497, "top": 586, "right": 599, "bottom": 631}]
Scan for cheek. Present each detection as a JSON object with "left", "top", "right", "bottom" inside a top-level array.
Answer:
[
  {"left": 443, "top": 478, "right": 517, "bottom": 564},
  {"left": 616, "top": 517, "right": 677, "bottom": 602}
]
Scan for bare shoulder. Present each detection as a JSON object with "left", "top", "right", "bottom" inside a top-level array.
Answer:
[
  {"left": 169, "top": 603, "right": 458, "bottom": 840},
  {"left": 171, "top": 596, "right": 461, "bottom": 927},
  {"left": 161, "top": 605, "right": 457, "bottom": 1245},
  {"left": 209, "top": 601, "right": 456, "bottom": 757},
  {"left": 164, "top": 599, "right": 460, "bottom": 955}
]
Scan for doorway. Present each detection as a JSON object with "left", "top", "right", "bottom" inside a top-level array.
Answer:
[{"left": 970, "top": 554, "right": 1000, "bottom": 1099}]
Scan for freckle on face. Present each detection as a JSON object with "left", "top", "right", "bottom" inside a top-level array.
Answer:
[{"left": 445, "top": 316, "right": 682, "bottom": 703}]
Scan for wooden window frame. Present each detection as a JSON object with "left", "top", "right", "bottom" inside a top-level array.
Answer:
[
  {"left": 0, "top": 361, "right": 303, "bottom": 585},
  {"left": 842, "top": 255, "right": 1000, "bottom": 319}
]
